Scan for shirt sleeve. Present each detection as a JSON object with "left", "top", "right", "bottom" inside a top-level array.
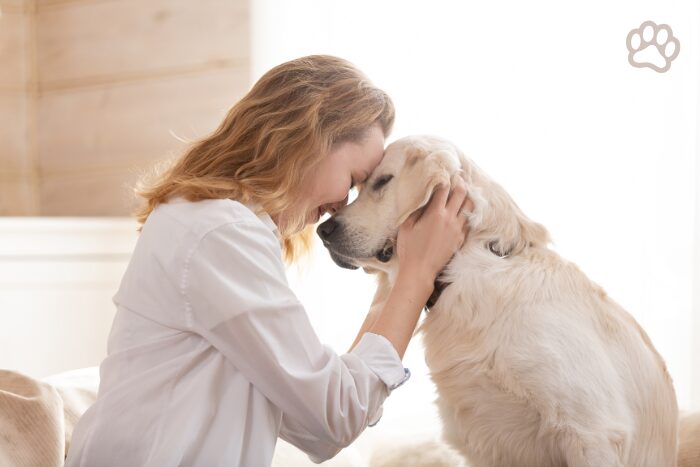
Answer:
[
  {"left": 182, "top": 220, "right": 410, "bottom": 460},
  {"left": 278, "top": 333, "right": 411, "bottom": 463}
]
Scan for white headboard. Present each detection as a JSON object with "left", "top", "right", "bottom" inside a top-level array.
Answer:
[{"left": 0, "top": 218, "right": 138, "bottom": 378}]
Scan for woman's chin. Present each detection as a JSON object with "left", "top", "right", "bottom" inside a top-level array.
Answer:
[{"left": 306, "top": 207, "right": 321, "bottom": 225}]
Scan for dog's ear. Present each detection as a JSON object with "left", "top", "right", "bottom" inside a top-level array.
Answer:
[
  {"left": 397, "top": 148, "right": 461, "bottom": 225},
  {"left": 475, "top": 180, "right": 551, "bottom": 256}
]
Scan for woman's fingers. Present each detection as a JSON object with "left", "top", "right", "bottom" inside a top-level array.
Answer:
[
  {"left": 446, "top": 174, "right": 468, "bottom": 216},
  {"left": 425, "top": 183, "right": 450, "bottom": 216},
  {"left": 425, "top": 173, "right": 467, "bottom": 218},
  {"left": 460, "top": 196, "right": 475, "bottom": 215},
  {"left": 401, "top": 210, "right": 421, "bottom": 230}
]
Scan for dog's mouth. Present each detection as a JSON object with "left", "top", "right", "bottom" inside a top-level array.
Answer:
[
  {"left": 375, "top": 241, "right": 394, "bottom": 263},
  {"left": 328, "top": 250, "right": 360, "bottom": 270},
  {"left": 324, "top": 239, "right": 395, "bottom": 270}
]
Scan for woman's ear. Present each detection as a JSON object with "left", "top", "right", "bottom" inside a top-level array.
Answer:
[{"left": 397, "top": 149, "right": 461, "bottom": 225}]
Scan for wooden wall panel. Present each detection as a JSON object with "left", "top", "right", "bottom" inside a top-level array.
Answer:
[
  {"left": 0, "top": 94, "right": 28, "bottom": 173},
  {"left": 0, "top": 9, "right": 28, "bottom": 90},
  {"left": 36, "top": 0, "right": 249, "bottom": 88},
  {"left": 40, "top": 167, "right": 141, "bottom": 216},
  {"left": 0, "top": 179, "right": 36, "bottom": 215},
  {"left": 0, "top": 7, "right": 35, "bottom": 215},
  {"left": 37, "top": 67, "right": 248, "bottom": 176},
  {"left": 2, "top": 0, "right": 251, "bottom": 216}
]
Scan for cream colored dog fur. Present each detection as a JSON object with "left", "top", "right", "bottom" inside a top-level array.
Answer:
[{"left": 318, "top": 135, "right": 680, "bottom": 467}]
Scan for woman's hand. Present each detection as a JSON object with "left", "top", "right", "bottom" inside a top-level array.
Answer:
[
  {"left": 396, "top": 174, "right": 472, "bottom": 284},
  {"left": 365, "top": 175, "right": 472, "bottom": 358}
]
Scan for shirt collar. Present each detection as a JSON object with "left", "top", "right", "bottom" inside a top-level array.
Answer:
[{"left": 247, "top": 203, "right": 280, "bottom": 240}]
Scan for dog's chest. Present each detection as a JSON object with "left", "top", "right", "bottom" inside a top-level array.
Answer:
[
  {"left": 419, "top": 288, "right": 558, "bottom": 466},
  {"left": 418, "top": 258, "right": 538, "bottom": 409},
  {"left": 419, "top": 273, "right": 504, "bottom": 383}
]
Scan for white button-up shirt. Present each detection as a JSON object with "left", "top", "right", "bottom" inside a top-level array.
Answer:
[{"left": 65, "top": 198, "right": 409, "bottom": 467}]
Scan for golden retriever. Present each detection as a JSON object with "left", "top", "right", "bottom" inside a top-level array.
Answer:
[{"left": 317, "top": 135, "right": 680, "bottom": 467}]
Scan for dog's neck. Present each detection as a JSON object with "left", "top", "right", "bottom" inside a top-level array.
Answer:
[
  {"left": 425, "top": 278, "right": 450, "bottom": 312},
  {"left": 423, "top": 238, "right": 515, "bottom": 312}
]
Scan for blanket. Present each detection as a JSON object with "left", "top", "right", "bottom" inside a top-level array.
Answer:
[{"left": 0, "top": 369, "right": 96, "bottom": 467}]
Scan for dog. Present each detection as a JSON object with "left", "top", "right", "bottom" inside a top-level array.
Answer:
[{"left": 317, "top": 135, "right": 679, "bottom": 467}]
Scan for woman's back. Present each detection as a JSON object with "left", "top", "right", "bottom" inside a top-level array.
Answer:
[{"left": 66, "top": 199, "right": 285, "bottom": 467}]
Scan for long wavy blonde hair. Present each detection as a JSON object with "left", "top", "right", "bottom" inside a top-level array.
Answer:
[{"left": 134, "top": 55, "right": 394, "bottom": 262}]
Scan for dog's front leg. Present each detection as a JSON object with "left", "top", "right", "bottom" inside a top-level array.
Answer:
[{"left": 560, "top": 430, "right": 628, "bottom": 467}]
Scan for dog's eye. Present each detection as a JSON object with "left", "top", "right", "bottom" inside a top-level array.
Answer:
[{"left": 372, "top": 175, "right": 393, "bottom": 191}]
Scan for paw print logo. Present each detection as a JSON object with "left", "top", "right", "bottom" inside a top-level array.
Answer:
[{"left": 626, "top": 20, "right": 680, "bottom": 73}]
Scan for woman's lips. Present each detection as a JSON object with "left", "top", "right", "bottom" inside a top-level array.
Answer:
[
  {"left": 317, "top": 206, "right": 329, "bottom": 222},
  {"left": 311, "top": 206, "right": 323, "bottom": 223}
]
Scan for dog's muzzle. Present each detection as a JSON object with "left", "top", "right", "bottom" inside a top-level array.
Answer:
[{"left": 328, "top": 250, "right": 359, "bottom": 270}]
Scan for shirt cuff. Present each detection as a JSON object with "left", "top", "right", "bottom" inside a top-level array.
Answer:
[{"left": 350, "top": 332, "right": 411, "bottom": 392}]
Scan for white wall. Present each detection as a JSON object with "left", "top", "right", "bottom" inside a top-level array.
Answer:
[
  {"left": 0, "top": 218, "right": 136, "bottom": 378},
  {"left": 253, "top": 0, "right": 700, "bottom": 425}
]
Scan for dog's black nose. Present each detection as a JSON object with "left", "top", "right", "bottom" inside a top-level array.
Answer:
[{"left": 317, "top": 218, "right": 338, "bottom": 242}]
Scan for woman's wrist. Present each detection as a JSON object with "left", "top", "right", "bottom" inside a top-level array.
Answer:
[
  {"left": 349, "top": 308, "right": 380, "bottom": 352},
  {"left": 395, "top": 267, "right": 435, "bottom": 302},
  {"left": 366, "top": 274, "right": 432, "bottom": 359}
]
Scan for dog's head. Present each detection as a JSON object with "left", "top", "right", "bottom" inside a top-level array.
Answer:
[
  {"left": 316, "top": 135, "right": 462, "bottom": 272},
  {"left": 317, "top": 135, "right": 551, "bottom": 274}
]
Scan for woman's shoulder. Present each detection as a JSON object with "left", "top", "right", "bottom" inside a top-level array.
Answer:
[
  {"left": 145, "top": 197, "right": 277, "bottom": 245},
  {"left": 114, "top": 198, "right": 281, "bottom": 319}
]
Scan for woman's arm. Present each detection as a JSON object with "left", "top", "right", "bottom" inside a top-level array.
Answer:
[
  {"left": 348, "top": 276, "right": 391, "bottom": 352},
  {"left": 186, "top": 221, "right": 408, "bottom": 461},
  {"left": 365, "top": 175, "right": 470, "bottom": 360},
  {"left": 366, "top": 272, "right": 433, "bottom": 359}
]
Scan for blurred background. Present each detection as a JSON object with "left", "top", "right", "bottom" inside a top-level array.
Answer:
[{"left": 0, "top": 0, "right": 698, "bottom": 455}]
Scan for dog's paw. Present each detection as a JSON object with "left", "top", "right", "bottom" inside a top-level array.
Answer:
[{"left": 626, "top": 20, "right": 680, "bottom": 73}]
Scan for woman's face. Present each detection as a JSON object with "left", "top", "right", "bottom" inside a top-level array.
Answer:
[{"left": 276, "top": 124, "right": 386, "bottom": 230}]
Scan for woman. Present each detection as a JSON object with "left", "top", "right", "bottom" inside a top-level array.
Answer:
[{"left": 66, "top": 55, "right": 469, "bottom": 467}]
